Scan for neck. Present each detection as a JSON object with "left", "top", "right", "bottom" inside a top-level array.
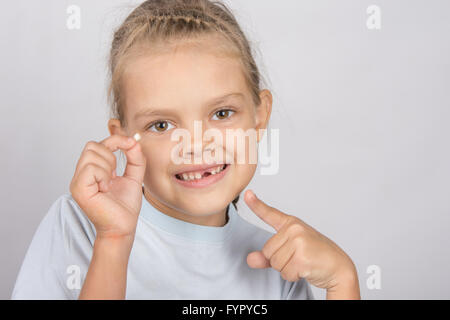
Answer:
[{"left": 143, "top": 187, "right": 229, "bottom": 227}]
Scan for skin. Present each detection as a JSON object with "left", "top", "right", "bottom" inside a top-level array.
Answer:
[
  {"left": 71, "top": 35, "right": 360, "bottom": 299},
  {"left": 109, "top": 36, "right": 270, "bottom": 227}
]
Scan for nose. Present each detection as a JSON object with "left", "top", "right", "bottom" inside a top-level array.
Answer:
[
  {"left": 181, "top": 120, "right": 216, "bottom": 161},
  {"left": 182, "top": 141, "right": 215, "bottom": 158}
]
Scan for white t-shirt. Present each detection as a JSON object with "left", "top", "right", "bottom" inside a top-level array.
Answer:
[{"left": 11, "top": 189, "right": 314, "bottom": 299}]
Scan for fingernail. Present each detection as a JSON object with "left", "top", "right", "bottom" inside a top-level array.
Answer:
[{"left": 248, "top": 190, "right": 256, "bottom": 199}]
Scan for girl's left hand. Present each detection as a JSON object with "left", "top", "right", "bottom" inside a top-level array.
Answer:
[{"left": 244, "top": 190, "right": 360, "bottom": 299}]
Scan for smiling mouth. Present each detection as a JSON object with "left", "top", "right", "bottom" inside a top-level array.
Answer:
[{"left": 175, "top": 164, "right": 228, "bottom": 181}]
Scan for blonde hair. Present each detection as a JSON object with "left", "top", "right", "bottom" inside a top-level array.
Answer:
[{"left": 107, "top": 0, "right": 267, "bottom": 208}]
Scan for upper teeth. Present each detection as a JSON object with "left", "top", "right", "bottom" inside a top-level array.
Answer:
[{"left": 179, "top": 165, "right": 225, "bottom": 181}]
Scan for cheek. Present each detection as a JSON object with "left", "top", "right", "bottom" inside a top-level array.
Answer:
[
  {"left": 232, "top": 112, "right": 256, "bottom": 129},
  {"left": 216, "top": 119, "right": 259, "bottom": 164},
  {"left": 233, "top": 163, "right": 257, "bottom": 188},
  {"left": 142, "top": 143, "right": 173, "bottom": 176},
  {"left": 228, "top": 131, "right": 259, "bottom": 166},
  {"left": 241, "top": 162, "right": 257, "bottom": 175}
]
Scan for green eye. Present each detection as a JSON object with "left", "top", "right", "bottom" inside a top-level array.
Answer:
[
  {"left": 213, "top": 109, "right": 235, "bottom": 120},
  {"left": 147, "top": 121, "right": 174, "bottom": 133}
]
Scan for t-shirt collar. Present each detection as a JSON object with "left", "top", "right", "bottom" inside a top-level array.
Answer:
[{"left": 139, "top": 191, "right": 237, "bottom": 243}]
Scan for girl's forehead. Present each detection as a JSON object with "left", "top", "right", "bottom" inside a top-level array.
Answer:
[
  {"left": 123, "top": 47, "right": 248, "bottom": 105},
  {"left": 123, "top": 34, "right": 241, "bottom": 76}
]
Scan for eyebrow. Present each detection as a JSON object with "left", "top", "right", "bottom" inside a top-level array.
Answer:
[{"left": 133, "top": 92, "right": 245, "bottom": 121}]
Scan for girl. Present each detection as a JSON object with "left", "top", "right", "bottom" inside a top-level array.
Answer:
[{"left": 12, "top": 0, "right": 360, "bottom": 299}]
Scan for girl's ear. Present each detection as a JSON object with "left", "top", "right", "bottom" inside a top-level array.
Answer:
[
  {"left": 255, "top": 89, "right": 273, "bottom": 143},
  {"left": 108, "top": 118, "right": 127, "bottom": 137}
]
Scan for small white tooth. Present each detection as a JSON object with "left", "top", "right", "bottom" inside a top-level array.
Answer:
[
  {"left": 133, "top": 133, "right": 141, "bottom": 142},
  {"left": 195, "top": 172, "right": 202, "bottom": 179},
  {"left": 211, "top": 169, "right": 217, "bottom": 175},
  {"left": 189, "top": 173, "right": 195, "bottom": 180},
  {"left": 182, "top": 173, "right": 188, "bottom": 180}
]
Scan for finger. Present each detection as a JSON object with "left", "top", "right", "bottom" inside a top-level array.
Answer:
[
  {"left": 76, "top": 149, "right": 114, "bottom": 178},
  {"left": 246, "top": 251, "right": 270, "bottom": 269},
  {"left": 280, "top": 249, "right": 300, "bottom": 282},
  {"left": 78, "top": 163, "right": 112, "bottom": 195},
  {"left": 83, "top": 141, "right": 117, "bottom": 173},
  {"left": 123, "top": 136, "right": 146, "bottom": 185},
  {"left": 99, "top": 134, "right": 136, "bottom": 153},
  {"left": 100, "top": 134, "right": 146, "bottom": 185},
  {"left": 244, "top": 189, "right": 289, "bottom": 231},
  {"left": 261, "top": 228, "right": 290, "bottom": 260},
  {"left": 269, "top": 241, "right": 296, "bottom": 272}
]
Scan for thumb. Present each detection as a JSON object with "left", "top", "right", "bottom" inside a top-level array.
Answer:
[
  {"left": 247, "top": 251, "right": 270, "bottom": 269},
  {"left": 123, "top": 134, "right": 146, "bottom": 185}
]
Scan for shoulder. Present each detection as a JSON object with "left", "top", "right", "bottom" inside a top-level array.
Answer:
[
  {"left": 11, "top": 193, "right": 95, "bottom": 299},
  {"left": 49, "top": 193, "right": 97, "bottom": 243},
  {"left": 24, "top": 193, "right": 96, "bottom": 250}
]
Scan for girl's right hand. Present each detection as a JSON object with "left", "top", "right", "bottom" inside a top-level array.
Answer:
[{"left": 70, "top": 134, "right": 147, "bottom": 241}]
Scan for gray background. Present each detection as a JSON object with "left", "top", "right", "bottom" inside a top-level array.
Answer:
[{"left": 1, "top": 0, "right": 449, "bottom": 299}]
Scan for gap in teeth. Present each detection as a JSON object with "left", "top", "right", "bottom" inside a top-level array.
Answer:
[{"left": 177, "top": 164, "right": 226, "bottom": 181}]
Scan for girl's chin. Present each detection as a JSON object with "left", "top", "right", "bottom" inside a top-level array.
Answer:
[{"left": 177, "top": 194, "right": 233, "bottom": 215}]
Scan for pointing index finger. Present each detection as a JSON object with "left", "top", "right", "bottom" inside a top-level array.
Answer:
[{"left": 244, "top": 190, "right": 289, "bottom": 232}]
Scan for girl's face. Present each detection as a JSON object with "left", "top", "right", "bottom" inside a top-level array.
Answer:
[{"left": 109, "top": 36, "right": 272, "bottom": 221}]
